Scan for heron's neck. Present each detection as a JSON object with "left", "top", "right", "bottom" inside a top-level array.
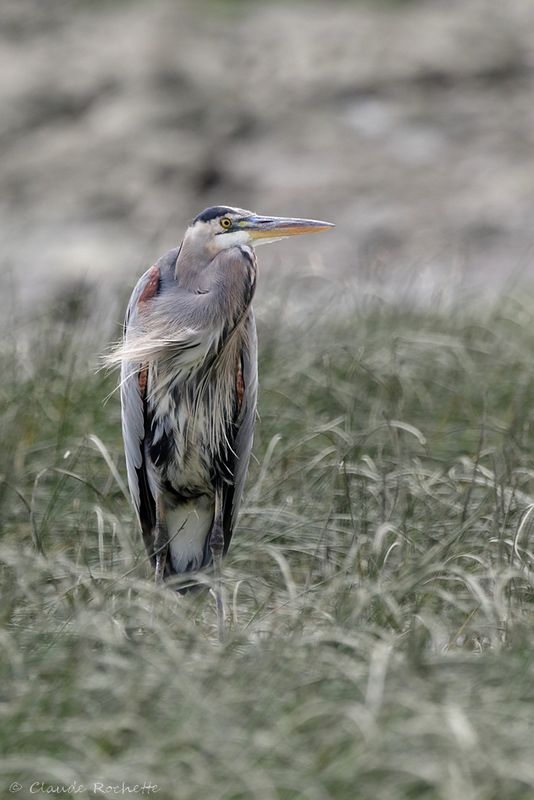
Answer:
[{"left": 173, "top": 239, "right": 203, "bottom": 289}]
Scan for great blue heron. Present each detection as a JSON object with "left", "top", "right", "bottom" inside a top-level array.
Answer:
[{"left": 108, "top": 205, "right": 334, "bottom": 633}]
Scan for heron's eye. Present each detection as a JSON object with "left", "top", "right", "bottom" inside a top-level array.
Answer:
[{"left": 220, "top": 218, "right": 232, "bottom": 229}]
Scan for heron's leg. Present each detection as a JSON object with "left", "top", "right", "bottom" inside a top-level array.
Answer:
[
  {"left": 154, "top": 494, "right": 169, "bottom": 584},
  {"left": 209, "top": 488, "right": 225, "bottom": 641}
]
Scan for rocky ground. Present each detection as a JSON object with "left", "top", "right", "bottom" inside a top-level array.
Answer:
[{"left": 2, "top": 0, "right": 534, "bottom": 310}]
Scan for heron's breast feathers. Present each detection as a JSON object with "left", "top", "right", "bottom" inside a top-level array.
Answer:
[{"left": 146, "top": 322, "right": 250, "bottom": 490}]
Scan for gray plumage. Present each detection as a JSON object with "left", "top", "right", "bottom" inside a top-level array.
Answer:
[{"left": 107, "top": 205, "right": 333, "bottom": 598}]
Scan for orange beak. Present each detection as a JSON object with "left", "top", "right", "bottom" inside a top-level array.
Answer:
[{"left": 243, "top": 214, "right": 335, "bottom": 244}]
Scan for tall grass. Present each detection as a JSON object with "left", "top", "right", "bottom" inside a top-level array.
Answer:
[{"left": 1, "top": 280, "right": 534, "bottom": 799}]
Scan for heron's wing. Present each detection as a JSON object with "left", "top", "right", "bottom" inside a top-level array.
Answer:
[
  {"left": 120, "top": 266, "right": 161, "bottom": 550},
  {"left": 222, "top": 310, "right": 258, "bottom": 553},
  {"left": 118, "top": 258, "right": 216, "bottom": 565}
]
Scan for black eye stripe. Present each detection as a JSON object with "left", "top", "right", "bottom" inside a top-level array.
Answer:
[{"left": 194, "top": 205, "right": 235, "bottom": 224}]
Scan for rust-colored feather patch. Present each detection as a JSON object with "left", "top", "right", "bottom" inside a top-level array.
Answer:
[
  {"left": 236, "top": 357, "right": 245, "bottom": 415},
  {"left": 139, "top": 265, "right": 160, "bottom": 304},
  {"left": 138, "top": 367, "right": 148, "bottom": 396},
  {"left": 137, "top": 265, "right": 159, "bottom": 396}
]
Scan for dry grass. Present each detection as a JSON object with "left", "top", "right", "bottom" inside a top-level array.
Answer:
[{"left": 2, "top": 281, "right": 534, "bottom": 799}]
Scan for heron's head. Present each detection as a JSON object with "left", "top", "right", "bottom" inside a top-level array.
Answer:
[{"left": 184, "top": 205, "right": 335, "bottom": 255}]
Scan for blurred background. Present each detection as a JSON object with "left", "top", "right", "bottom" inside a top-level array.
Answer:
[
  {"left": 5, "top": 4, "right": 534, "bottom": 797},
  {"left": 2, "top": 0, "right": 534, "bottom": 309}
]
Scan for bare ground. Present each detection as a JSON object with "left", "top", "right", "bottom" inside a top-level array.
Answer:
[{"left": 2, "top": 0, "right": 534, "bottom": 308}]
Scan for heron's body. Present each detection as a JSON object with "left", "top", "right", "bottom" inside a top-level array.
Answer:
[
  {"left": 108, "top": 205, "right": 333, "bottom": 619},
  {"left": 119, "top": 234, "right": 257, "bottom": 581}
]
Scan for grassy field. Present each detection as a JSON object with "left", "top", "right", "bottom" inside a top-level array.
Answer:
[{"left": 2, "top": 280, "right": 534, "bottom": 800}]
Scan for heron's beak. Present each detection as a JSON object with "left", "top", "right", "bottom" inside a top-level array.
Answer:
[{"left": 243, "top": 214, "right": 335, "bottom": 244}]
